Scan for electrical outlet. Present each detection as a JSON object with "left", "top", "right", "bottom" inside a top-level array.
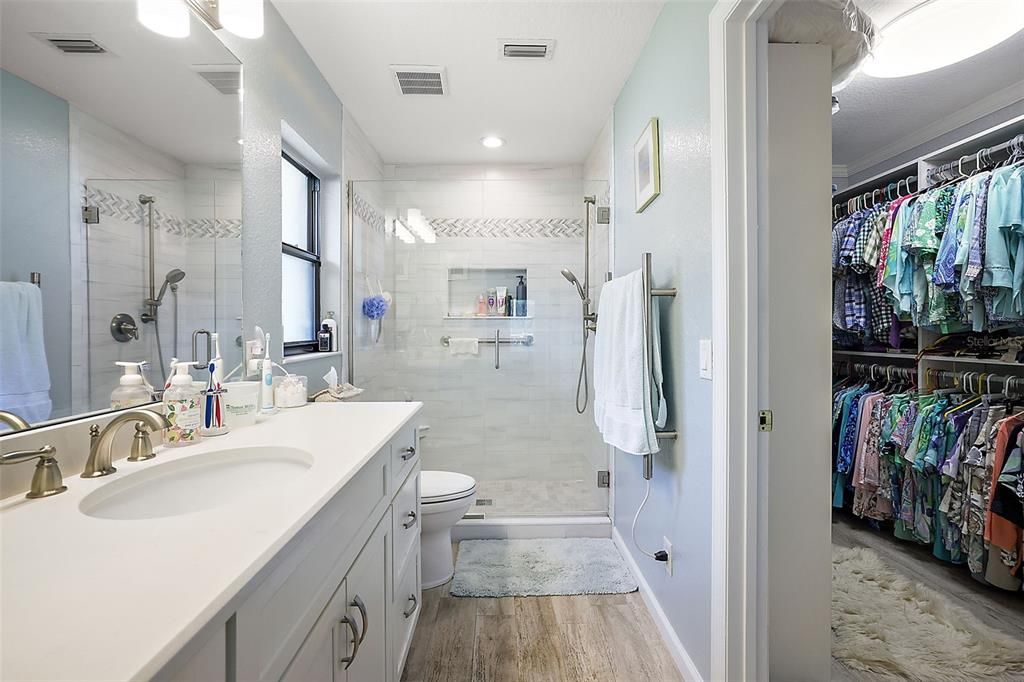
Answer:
[{"left": 663, "top": 536, "right": 673, "bottom": 576}]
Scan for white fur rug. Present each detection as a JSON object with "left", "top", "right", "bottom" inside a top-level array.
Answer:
[
  {"left": 832, "top": 547, "right": 1024, "bottom": 681},
  {"left": 450, "top": 538, "right": 638, "bottom": 597}
]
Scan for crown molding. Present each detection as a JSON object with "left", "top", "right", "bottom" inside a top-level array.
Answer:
[{"left": 845, "top": 79, "right": 1024, "bottom": 178}]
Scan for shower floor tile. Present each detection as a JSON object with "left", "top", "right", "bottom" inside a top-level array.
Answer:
[{"left": 472, "top": 479, "right": 606, "bottom": 516}]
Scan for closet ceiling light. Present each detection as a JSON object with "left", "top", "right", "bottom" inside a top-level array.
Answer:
[
  {"left": 137, "top": 0, "right": 190, "bottom": 38},
  {"left": 219, "top": 0, "right": 264, "bottom": 39},
  {"left": 480, "top": 136, "right": 505, "bottom": 149},
  {"left": 862, "top": 0, "right": 1024, "bottom": 78}
]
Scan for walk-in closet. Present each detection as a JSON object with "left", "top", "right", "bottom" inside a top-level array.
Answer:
[{"left": 826, "top": 9, "right": 1024, "bottom": 676}]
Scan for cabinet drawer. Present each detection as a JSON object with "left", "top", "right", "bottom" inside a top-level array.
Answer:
[
  {"left": 389, "top": 425, "right": 419, "bottom": 495},
  {"left": 391, "top": 464, "right": 420, "bottom": 584},
  {"left": 235, "top": 450, "right": 388, "bottom": 682},
  {"left": 392, "top": 551, "right": 421, "bottom": 681}
]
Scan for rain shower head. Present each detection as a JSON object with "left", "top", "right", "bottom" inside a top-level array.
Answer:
[
  {"left": 154, "top": 268, "right": 186, "bottom": 304},
  {"left": 561, "top": 268, "right": 585, "bottom": 300}
]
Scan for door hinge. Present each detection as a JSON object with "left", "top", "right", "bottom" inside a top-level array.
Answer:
[
  {"left": 759, "top": 410, "right": 773, "bottom": 432},
  {"left": 597, "top": 470, "right": 610, "bottom": 488},
  {"left": 82, "top": 205, "right": 99, "bottom": 224}
]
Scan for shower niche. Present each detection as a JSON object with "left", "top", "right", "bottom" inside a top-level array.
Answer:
[{"left": 445, "top": 267, "right": 532, "bottom": 319}]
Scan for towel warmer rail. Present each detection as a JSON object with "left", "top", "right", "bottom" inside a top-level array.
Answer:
[{"left": 641, "top": 252, "right": 677, "bottom": 477}]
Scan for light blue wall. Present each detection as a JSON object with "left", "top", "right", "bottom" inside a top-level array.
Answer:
[
  {"left": 0, "top": 70, "right": 71, "bottom": 418},
  {"left": 216, "top": 2, "right": 345, "bottom": 384},
  {"left": 612, "top": 2, "right": 714, "bottom": 677}
]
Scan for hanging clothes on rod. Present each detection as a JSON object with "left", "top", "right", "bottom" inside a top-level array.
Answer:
[
  {"left": 832, "top": 362, "right": 1024, "bottom": 592},
  {"left": 833, "top": 135, "right": 1024, "bottom": 348}
]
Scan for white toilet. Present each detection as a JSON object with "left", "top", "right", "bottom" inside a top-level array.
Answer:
[{"left": 420, "top": 470, "right": 477, "bottom": 589}]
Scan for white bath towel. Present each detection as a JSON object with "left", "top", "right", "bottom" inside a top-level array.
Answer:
[
  {"left": 0, "top": 282, "right": 52, "bottom": 424},
  {"left": 593, "top": 269, "right": 666, "bottom": 455},
  {"left": 448, "top": 337, "right": 479, "bottom": 356}
]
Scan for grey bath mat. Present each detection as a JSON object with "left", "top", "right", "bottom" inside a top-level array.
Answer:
[{"left": 450, "top": 538, "right": 639, "bottom": 597}]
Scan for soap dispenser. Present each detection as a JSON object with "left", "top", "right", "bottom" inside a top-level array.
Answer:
[
  {"left": 163, "top": 361, "right": 202, "bottom": 446},
  {"left": 111, "top": 361, "right": 154, "bottom": 409}
]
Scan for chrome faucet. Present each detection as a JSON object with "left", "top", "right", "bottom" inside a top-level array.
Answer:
[
  {"left": 82, "top": 409, "right": 170, "bottom": 478},
  {"left": 0, "top": 410, "right": 31, "bottom": 432}
]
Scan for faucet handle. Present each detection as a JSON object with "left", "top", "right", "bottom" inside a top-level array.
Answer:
[
  {"left": 127, "top": 422, "right": 156, "bottom": 462},
  {"left": 0, "top": 445, "right": 67, "bottom": 499}
]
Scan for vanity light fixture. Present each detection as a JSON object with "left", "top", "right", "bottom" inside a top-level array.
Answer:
[
  {"left": 137, "top": 0, "right": 190, "bottom": 38},
  {"left": 480, "top": 136, "right": 505, "bottom": 149},
  {"left": 138, "top": 0, "right": 265, "bottom": 39},
  {"left": 862, "top": 0, "right": 1024, "bottom": 78},
  {"left": 219, "top": 0, "right": 264, "bottom": 39}
]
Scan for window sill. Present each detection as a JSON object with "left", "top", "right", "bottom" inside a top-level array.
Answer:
[{"left": 281, "top": 350, "right": 342, "bottom": 366}]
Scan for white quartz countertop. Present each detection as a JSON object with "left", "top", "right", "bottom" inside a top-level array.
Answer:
[{"left": 0, "top": 402, "right": 422, "bottom": 682}]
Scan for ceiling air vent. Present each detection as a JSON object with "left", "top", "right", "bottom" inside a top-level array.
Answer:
[
  {"left": 500, "top": 39, "right": 555, "bottom": 60},
  {"left": 194, "top": 66, "right": 242, "bottom": 95},
  {"left": 390, "top": 65, "right": 447, "bottom": 96},
  {"left": 33, "top": 33, "right": 107, "bottom": 54}
]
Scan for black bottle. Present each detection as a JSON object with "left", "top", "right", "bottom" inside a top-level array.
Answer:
[
  {"left": 515, "top": 275, "right": 527, "bottom": 317},
  {"left": 318, "top": 323, "right": 333, "bottom": 352}
]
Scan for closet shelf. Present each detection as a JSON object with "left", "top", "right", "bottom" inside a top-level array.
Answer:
[
  {"left": 919, "top": 355, "right": 1024, "bottom": 368},
  {"left": 833, "top": 350, "right": 916, "bottom": 360},
  {"left": 443, "top": 315, "right": 534, "bottom": 320}
]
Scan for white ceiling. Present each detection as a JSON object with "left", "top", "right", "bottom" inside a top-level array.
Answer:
[
  {"left": 832, "top": 1, "right": 1024, "bottom": 171},
  {"left": 274, "top": 1, "right": 663, "bottom": 165},
  {"left": 1, "top": 0, "right": 242, "bottom": 166}
]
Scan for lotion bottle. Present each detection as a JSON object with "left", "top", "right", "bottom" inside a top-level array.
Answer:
[
  {"left": 111, "top": 361, "right": 153, "bottom": 409},
  {"left": 163, "top": 362, "right": 201, "bottom": 446}
]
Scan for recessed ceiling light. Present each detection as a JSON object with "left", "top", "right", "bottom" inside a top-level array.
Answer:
[
  {"left": 481, "top": 136, "right": 505, "bottom": 149},
  {"left": 862, "top": 0, "right": 1024, "bottom": 78},
  {"left": 136, "top": 0, "right": 190, "bottom": 38}
]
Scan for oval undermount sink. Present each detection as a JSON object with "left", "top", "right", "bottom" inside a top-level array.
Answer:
[{"left": 80, "top": 446, "right": 314, "bottom": 520}]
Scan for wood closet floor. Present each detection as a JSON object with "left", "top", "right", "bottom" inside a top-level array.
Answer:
[
  {"left": 831, "top": 514, "right": 1024, "bottom": 681},
  {"left": 401, "top": 544, "right": 682, "bottom": 682}
]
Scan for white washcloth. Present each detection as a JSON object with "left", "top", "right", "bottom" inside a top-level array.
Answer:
[
  {"left": 592, "top": 269, "right": 666, "bottom": 455},
  {"left": 0, "top": 282, "right": 52, "bottom": 423},
  {"left": 448, "top": 337, "right": 479, "bottom": 356}
]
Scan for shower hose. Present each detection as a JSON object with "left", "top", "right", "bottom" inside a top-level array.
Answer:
[{"left": 575, "top": 323, "right": 590, "bottom": 414}]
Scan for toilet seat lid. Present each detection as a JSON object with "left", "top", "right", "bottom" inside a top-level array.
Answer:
[{"left": 421, "top": 470, "right": 476, "bottom": 502}]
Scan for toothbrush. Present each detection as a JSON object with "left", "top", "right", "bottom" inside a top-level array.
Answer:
[{"left": 205, "top": 362, "right": 216, "bottom": 430}]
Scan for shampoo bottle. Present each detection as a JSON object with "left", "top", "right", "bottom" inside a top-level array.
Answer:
[
  {"left": 322, "top": 312, "right": 338, "bottom": 351},
  {"left": 163, "top": 362, "right": 201, "bottom": 446},
  {"left": 111, "top": 361, "right": 153, "bottom": 409},
  {"left": 515, "top": 275, "right": 527, "bottom": 317}
]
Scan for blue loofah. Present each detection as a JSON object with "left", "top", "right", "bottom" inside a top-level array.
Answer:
[{"left": 362, "top": 295, "right": 389, "bottom": 320}]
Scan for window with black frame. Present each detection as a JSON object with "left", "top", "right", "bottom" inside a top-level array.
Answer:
[{"left": 281, "top": 152, "right": 321, "bottom": 356}]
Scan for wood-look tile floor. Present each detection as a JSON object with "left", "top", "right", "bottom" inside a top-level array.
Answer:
[
  {"left": 831, "top": 513, "right": 1024, "bottom": 681},
  {"left": 401, "top": 545, "right": 683, "bottom": 682}
]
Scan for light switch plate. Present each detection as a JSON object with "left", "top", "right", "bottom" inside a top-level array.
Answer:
[{"left": 699, "top": 338, "right": 712, "bottom": 380}]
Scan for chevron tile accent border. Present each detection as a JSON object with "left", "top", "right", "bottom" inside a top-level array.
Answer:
[
  {"left": 84, "top": 187, "right": 241, "bottom": 239},
  {"left": 353, "top": 193, "right": 386, "bottom": 234},
  {"left": 428, "top": 217, "right": 584, "bottom": 239}
]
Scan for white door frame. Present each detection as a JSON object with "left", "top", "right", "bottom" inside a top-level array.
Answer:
[{"left": 709, "top": 1, "right": 779, "bottom": 680}]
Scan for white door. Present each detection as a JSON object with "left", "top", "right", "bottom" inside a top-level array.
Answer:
[
  {"left": 279, "top": 577, "right": 348, "bottom": 682},
  {"left": 761, "top": 43, "right": 833, "bottom": 681},
  {"left": 343, "top": 520, "right": 388, "bottom": 682}
]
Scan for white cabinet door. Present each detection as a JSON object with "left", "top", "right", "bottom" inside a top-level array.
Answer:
[
  {"left": 343, "top": 519, "right": 388, "bottom": 682},
  {"left": 279, "top": 577, "right": 349, "bottom": 682}
]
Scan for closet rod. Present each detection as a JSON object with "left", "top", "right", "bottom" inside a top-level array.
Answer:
[
  {"left": 927, "top": 134, "right": 1024, "bottom": 182},
  {"left": 832, "top": 173, "right": 917, "bottom": 218}
]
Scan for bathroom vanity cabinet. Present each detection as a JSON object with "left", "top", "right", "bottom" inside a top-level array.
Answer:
[
  {"left": 162, "top": 424, "right": 422, "bottom": 682},
  {"left": 1, "top": 403, "right": 422, "bottom": 682}
]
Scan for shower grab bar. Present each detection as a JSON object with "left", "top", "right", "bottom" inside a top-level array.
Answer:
[
  {"left": 641, "top": 252, "right": 677, "bottom": 444},
  {"left": 439, "top": 334, "right": 534, "bottom": 347}
]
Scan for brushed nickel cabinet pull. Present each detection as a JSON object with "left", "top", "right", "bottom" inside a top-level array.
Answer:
[
  {"left": 403, "top": 593, "right": 418, "bottom": 618},
  {"left": 403, "top": 510, "right": 418, "bottom": 529}
]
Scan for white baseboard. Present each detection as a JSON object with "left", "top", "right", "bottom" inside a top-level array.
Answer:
[
  {"left": 612, "top": 527, "right": 703, "bottom": 682},
  {"left": 452, "top": 516, "right": 611, "bottom": 541}
]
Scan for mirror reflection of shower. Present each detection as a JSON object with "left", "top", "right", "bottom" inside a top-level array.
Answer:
[
  {"left": 136, "top": 194, "right": 186, "bottom": 382},
  {"left": 564, "top": 196, "right": 599, "bottom": 414}
]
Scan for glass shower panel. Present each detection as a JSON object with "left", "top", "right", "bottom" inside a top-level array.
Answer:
[
  {"left": 351, "top": 179, "right": 609, "bottom": 517},
  {"left": 83, "top": 177, "right": 241, "bottom": 408}
]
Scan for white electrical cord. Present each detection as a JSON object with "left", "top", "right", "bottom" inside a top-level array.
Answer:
[{"left": 631, "top": 478, "right": 659, "bottom": 560}]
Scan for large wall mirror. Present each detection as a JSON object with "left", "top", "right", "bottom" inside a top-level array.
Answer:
[{"left": 1, "top": 1, "right": 243, "bottom": 430}]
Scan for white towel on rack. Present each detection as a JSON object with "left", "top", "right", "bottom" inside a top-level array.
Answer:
[
  {"left": 592, "top": 269, "right": 666, "bottom": 455},
  {"left": 0, "top": 282, "right": 52, "bottom": 424},
  {"left": 448, "top": 337, "right": 479, "bottom": 356}
]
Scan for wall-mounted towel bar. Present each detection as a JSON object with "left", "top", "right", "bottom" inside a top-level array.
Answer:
[
  {"left": 30, "top": 273, "right": 40, "bottom": 287},
  {"left": 642, "top": 252, "right": 677, "bottom": 449}
]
